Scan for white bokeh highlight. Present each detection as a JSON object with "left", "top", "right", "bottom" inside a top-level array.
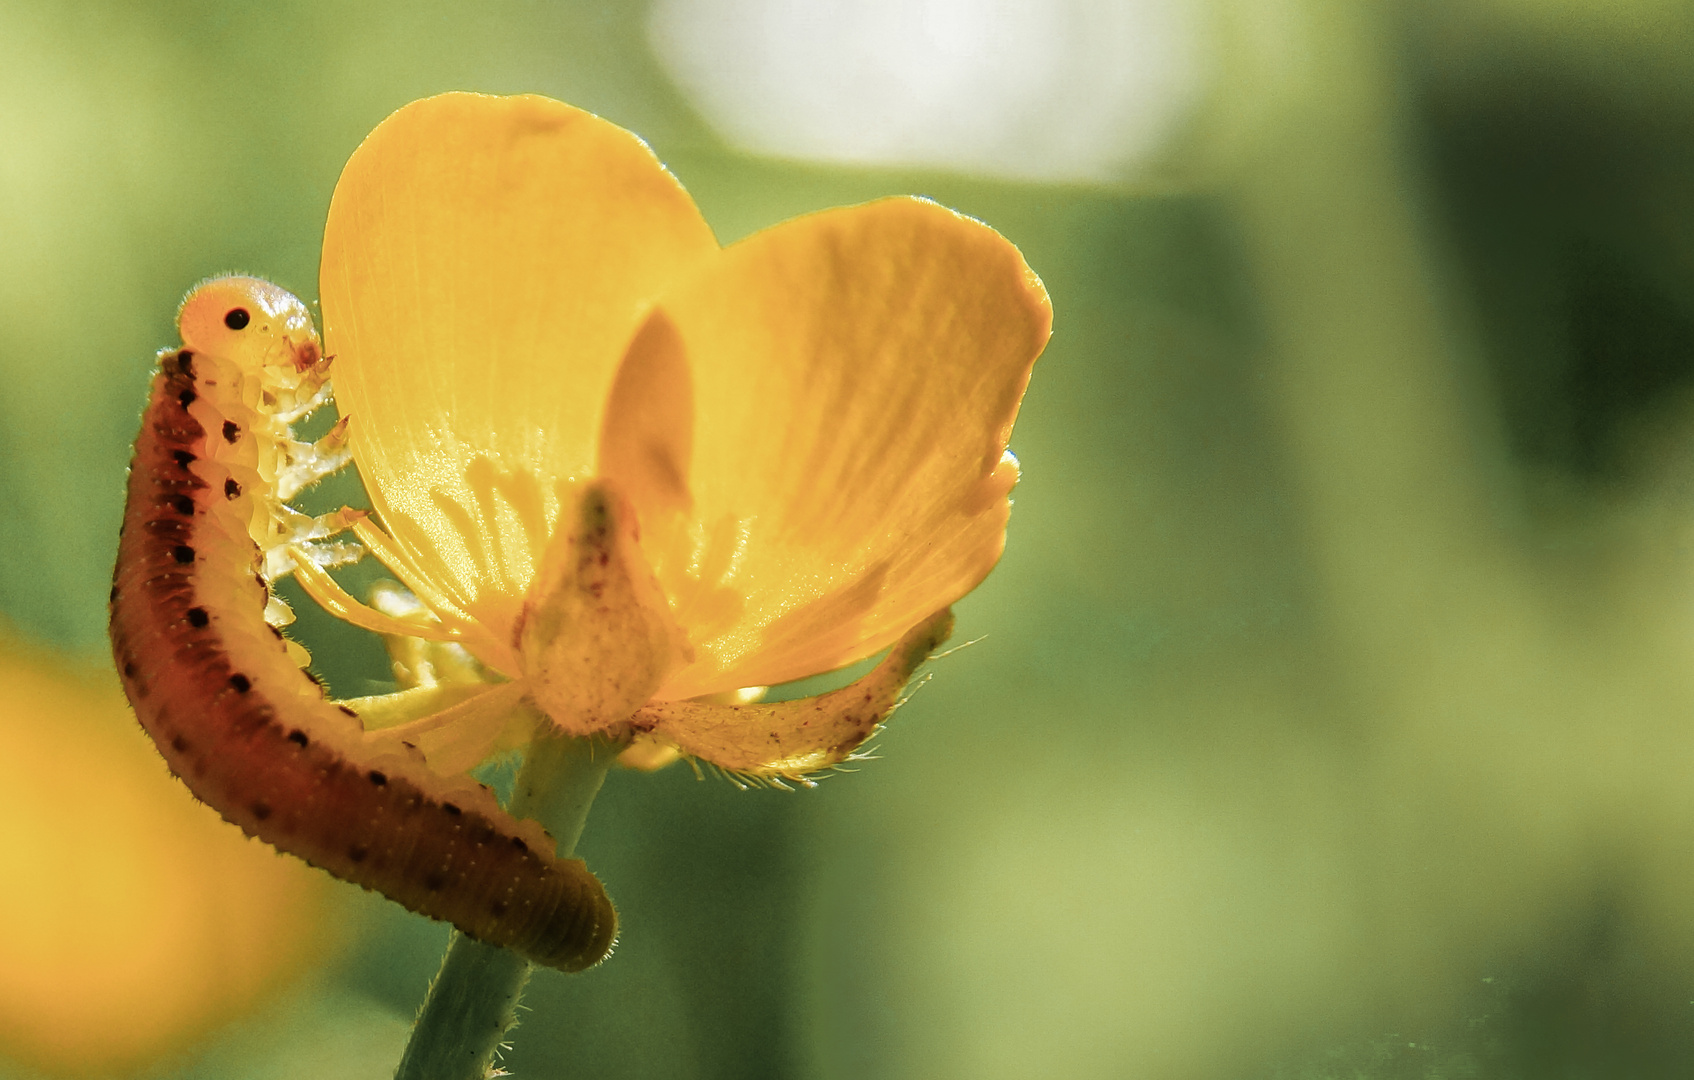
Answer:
[{"left": 648, "top": 0, "right": 1209, "bottom": 184}]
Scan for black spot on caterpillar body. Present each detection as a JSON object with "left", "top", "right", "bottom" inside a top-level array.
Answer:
[{"left": 108, "top": 275, "right": 615, "bottom": 972}]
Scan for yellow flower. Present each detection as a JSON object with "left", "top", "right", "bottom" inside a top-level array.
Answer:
[
  {"left": 312, "top": 93, "right": 1049, "bottom": 776},
  {"left": 0, "top": 627, "right": 328, "bottom": 1077}
]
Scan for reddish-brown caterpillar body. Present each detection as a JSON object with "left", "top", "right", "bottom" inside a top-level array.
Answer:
[{"left": 108, "top": 276, "right": 615, "bottom": 972}]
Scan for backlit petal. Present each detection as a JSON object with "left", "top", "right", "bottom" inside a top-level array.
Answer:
[
  {"left": 600, "top": 197, "right": 1050, "bottom": 698},
  {"left": 322, "top": 93, "right": 718, "bottom": 659}
]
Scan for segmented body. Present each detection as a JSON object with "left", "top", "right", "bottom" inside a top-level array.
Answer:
[{"left": 108, "top": 277, "right": 615, "bottom": 971}]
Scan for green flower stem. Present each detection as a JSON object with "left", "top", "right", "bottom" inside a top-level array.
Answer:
[
  {"left": 394, "top": 732, "right": 614, "bottom": 1080},
  {"left": 392, "top": 937, "right": 530, "bottom": 1080}
]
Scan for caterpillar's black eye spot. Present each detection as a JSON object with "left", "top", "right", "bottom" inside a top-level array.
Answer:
[
  {"left": 510, "top": 837, "right": 528, "bottom": 853},
  {"left": 171, "top": 545, "right": 195, "bottom": 564},
  {"left": 178, "top": 388, "right": 196, "bottom": 409},
  {"left": 171, "top": 494, "right": 195, "bottom": 515},
  {"left": 224, "top": 307, "right": 251, "bottom": 330},
  {"left": 287, "top": 729, "right": 308, "bottom": 748},
  {"left": 171, "top": 735, "right": 190, "bottom": 753},
  {"left": 109, "top": 584, "right": 119, "bottom": 603},
  {"left": 368, "top": 770, "right": 387, "bottom": 786},
  {"left": 251, "top": 800, "right": 271, "bottom": 821},
  {"left": 229, "top": 673, "right": 251, "bottom": 693},
  {"left": 225, "top": 478, "right": 242, "bottom": 499},
  {"left": 186, "top": 607, "right": 209, "bottom": 628},
  {"left": 173, "top": 450, "right": 196, "bottom": 468},
  {"left": 122, "top": 661, "right": 137, "bottom": 679},
  {"left": 348, "top": 844, "right": 368, "bottom": 863},
  {"left": 443, "top": 802, "right": 461, "bottom": 817},
  {"left": 223, "top": 420, "right": 240, "bottom": 443}
]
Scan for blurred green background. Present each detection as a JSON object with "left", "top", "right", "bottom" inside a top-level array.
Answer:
[{"left": 9, "top": 0, "right": 1694, "bottom": 1076}]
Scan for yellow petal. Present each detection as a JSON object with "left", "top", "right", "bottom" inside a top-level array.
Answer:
[
  {"left": 322, "top": 92, "right": 719, "bottom": 658},
  {"left": 600, "top": 197, "right": 1050, "bottom": 698}
]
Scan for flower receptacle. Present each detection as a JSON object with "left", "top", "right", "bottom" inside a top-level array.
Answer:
[{"left": 516, "top": 481, "right": 689, "bottom": 735}]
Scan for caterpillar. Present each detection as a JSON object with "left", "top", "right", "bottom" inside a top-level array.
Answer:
[{"left": 108, "top": 276, "right": 616, "bottom": 972}]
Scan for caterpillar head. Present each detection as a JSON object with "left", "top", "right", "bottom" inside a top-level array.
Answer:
[{"left": 178, "top": 276, "right": 326, "bottom": 392}]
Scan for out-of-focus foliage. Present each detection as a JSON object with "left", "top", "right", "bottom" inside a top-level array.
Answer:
[
  {"left": 9, "top": 0, "right": 1694, "bottom": 1077},
  {"left": 0, "top": 626, "right": 330, "bottom": 1077}
]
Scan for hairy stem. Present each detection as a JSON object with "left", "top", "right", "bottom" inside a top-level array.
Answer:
[{"left": 394, "top": 732, "right": 614, "bottom": 1080}]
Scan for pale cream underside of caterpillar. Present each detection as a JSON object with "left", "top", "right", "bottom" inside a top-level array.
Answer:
[{"left": 108, "top": 275, "right": 954, "bottom": 974}]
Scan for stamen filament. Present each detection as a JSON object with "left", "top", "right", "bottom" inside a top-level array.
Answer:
[
  {"left": 352, "top": 518, "right": 478, "bottom": 625},
  {"left": 289, "top": 545, "right": 463, "bottom": 642}
]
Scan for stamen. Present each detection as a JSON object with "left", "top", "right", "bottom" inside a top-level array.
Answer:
[
  {"left": 288, "top": 545, "right": 463, "bottom": 642},
  {"left": 352, "top": 518, "right": 479, "bottom": 627}
]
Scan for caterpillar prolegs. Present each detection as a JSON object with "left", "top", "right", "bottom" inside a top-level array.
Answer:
[{"left": 108, "top": 276, "right": 616, "bottom": 972}]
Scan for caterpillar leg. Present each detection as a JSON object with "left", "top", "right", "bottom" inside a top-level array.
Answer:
[
  {"left": 277, "top": 416, "right": 354, "bottom": 499},
  {"left": 262, "top": 508, "right": 368, "bottom": 640},
  {"left": 263, "top": 506, "right": 366, "bottom": 581},
  {"left": 271, "top": 375, "right": 334, "bottom": 424}
]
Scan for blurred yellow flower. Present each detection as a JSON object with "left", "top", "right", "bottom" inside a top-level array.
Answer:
[
  {"left": 0, "top": 627, "right": 328, "bottom": 1077},
  {"left": 314, "top": 93, "right": 1049, "bottom": 776}
]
